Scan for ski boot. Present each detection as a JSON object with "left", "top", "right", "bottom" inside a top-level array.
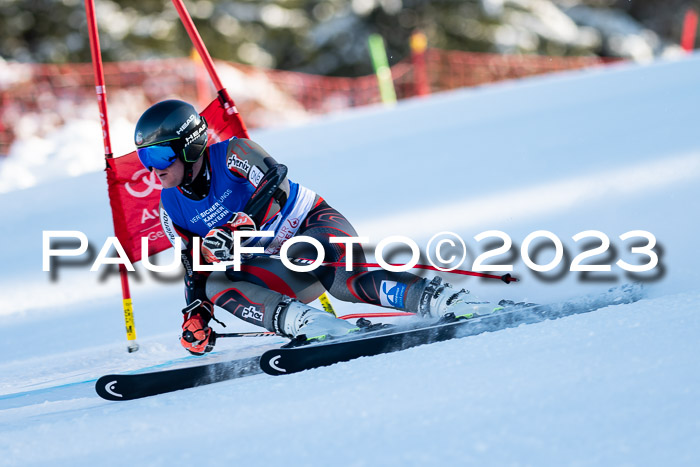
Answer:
[
  {"left": 277, "top": 299, "right": 359, "bottom": 345},
  {"left": 419, "top": 277, "right": 503, "bottom": 320}
]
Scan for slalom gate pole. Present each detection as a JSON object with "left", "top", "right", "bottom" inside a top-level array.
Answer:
[
  {"left": 682, "top": 8, "right": 698, "bottom": 52},
  {"left": 85, "top": 0, "right": 139, "bottom": 352},
  {"left": 410, "top": 31, "right": 430, "bottom": 97},
  {"left": 171, "top": 0, "right": 224, "bottom": 91},
  {"left": 171, "top": 0, "right": 241, "bottom": 119}
]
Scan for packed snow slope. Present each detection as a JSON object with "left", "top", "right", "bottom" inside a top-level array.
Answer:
[{"left": 1, "top": 55, "right": 700, "bottom": 465}]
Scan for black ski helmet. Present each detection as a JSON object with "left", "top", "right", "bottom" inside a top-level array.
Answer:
[{"left": 134, "top": 100, "right": 208, "bottom": 184}]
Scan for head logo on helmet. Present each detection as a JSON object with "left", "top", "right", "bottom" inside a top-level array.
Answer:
[
  {"left": 135, "top": 131, "right": 144, "bottom": 146},
  {"left": 176, "top": 114, "right": 196, "bottom": 136}
]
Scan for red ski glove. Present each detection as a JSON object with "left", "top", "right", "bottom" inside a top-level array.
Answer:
[
  {"left": 201, "top": 212, "right": 256, "bottom": 263},
  {"left": 181, "top": 299, "right": 215, "bottom": 355}
]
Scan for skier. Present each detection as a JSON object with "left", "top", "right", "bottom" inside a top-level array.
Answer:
[{"left": 135, "top": 99, "right": 487, "bottom": 355}]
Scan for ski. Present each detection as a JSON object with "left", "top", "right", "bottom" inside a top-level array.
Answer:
[
  {"left": 95, "top": 284, "right": 644, "bottom": 399},
  {"left": 260, "top": 283, "right": 645, "bottom": 376},
  {"left": 95, "top": 356, "right": 261, "bottom": 401}
]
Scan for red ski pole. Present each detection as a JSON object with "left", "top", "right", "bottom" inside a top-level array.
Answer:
[{"left": 287, "top": 259, "right": 518, "bottom": 284}]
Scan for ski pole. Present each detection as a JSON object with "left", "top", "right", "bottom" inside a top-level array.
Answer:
[
  {"left": 214, "top": 331, "right": 276, "bottom": 338},
  {"left": 239, "top": 254, "right": 518, "bottom": 284},
  {"left": 212, "top": 311, "right": 415, "bottom": 339},
  {"left": 322, "top": 262, "right": 518, "bottom": 284}
]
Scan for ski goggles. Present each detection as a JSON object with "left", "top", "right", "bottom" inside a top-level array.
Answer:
[{"left": 137, "top": 143, "right": 179, "bottom": 171}]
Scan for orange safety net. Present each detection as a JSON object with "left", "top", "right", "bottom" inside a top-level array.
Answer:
[{"left": 0, "top": 49, "right": 613, "bottom": 156}]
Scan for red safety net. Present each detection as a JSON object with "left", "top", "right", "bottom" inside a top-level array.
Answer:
[
  {"left": 0, "top": 49, "right": 613, "bottom": 156},
  {"left": 106, "top": 96, "right": 248, "bottom": 262}
]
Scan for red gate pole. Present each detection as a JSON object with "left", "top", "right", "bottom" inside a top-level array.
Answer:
[
  {"left": 410, "top": 31, "right": 431, "bottom": 97},
  {"left": 85, "top": 0, "right": 139, "bottom": 353},
  {"left": 171, "top": 0, "right": 246, "bottom": 127},
  {"left": 682, "top": 8, "right": 698, "bottom": 52}
]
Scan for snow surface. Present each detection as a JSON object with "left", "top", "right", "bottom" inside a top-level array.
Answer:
[{"left": 1, "top": 55, "right": 700, "bottom": 465}]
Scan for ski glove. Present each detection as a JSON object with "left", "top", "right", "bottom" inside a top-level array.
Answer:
[
  {"left": 201, "top": 212, "right": 257, "bottom": 263},
  {"left": 181, "top": 299, "right": 215, "bottom": 355}
]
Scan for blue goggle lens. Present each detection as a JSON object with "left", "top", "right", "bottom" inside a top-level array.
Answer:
[{"left": 137, "top": 144, "right": 178, "bottom": 170}]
